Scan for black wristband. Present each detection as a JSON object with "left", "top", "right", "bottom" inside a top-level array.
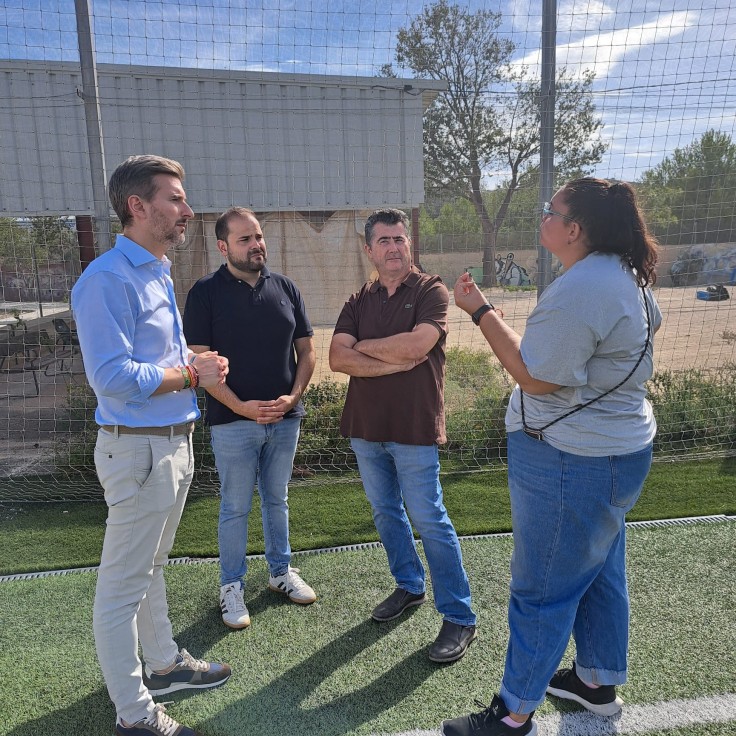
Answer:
[{"left": 471, "top": 303, "right": 494, "bottom": 325}]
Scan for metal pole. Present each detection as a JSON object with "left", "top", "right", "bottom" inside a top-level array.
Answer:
[
  {"left": 74, "top": 0, "right": 112, "bottom": 254},
  {"left": 537, "top": 0, "right": 556, "bottom": 295},
  {"left": 30, "top": 240, "right": 43, "bottom": 318}
]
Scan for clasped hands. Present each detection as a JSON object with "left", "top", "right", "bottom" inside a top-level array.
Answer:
[{"left": 190, "top": 351, "right": 229, "bottom": 388}]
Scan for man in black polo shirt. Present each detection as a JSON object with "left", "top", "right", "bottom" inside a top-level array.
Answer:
[
  {"left": 183, "top": 207, "right": 316, "bottom": 630},
  {"left": 329, "top": 208, "right": 477, "bottom": 663}
]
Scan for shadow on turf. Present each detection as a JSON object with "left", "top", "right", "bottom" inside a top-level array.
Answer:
[
  {"left": 4, "top": 571, "right": 438, "bottom": 736},
  {"left": 152, "top": 590, "right": 435, "bottom": 736},
  {"left": 5, "top": 688, "right": 117, "bottom": 736},
  {"left": 200, "top": 612, "right": 440, "bottom": 736}
]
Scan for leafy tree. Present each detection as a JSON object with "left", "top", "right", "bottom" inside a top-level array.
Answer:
[
  {"left": 0, "top": 218, "right": 31, "bottom": 267},
  {"left": 434, "top": 197, "right": 480, "bottom": 235},
  {"left": 28, "top": 217, "right": 79, "bottom": 263},
  {"left": 383, "top": 0, "right": 606, "bottom": 284},
  {"left": 638, "top": 130, "right": 736, "bottom": 243},
  {"left": 0, "top": 216, "right": 79, "bottom": 271},
  {"left": 418, "top": 205, "right": 437, "bottom": 239}
]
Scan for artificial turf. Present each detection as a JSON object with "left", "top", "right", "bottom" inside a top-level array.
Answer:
[{"left": 0, "top": 521, "right": 733, "bottom": 736}]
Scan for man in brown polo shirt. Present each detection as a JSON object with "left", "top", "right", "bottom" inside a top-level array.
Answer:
[{"left": 329, "top": 208, "right": 477, "bottom": 663}]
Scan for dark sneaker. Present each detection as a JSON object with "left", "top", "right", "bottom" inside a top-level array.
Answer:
[
  {"left": 371, "top": 587, "right": 426, "bottom": 622},
  {"left": 429, "top": 620, "right": 477, "bottom": 663},
  {"left": 116, "top": 703, "right": 201, "bottom": 735},
  {"left": 546, "top": 661, "right": 623, "bottom": 716},
  {"left": 143, "top": 648, "right": 231, "bottom": 696},
  {"left": 441, "top": 694, "right": 536, "bottom": 736}
]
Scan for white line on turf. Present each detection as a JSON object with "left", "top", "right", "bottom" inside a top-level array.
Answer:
[{"left": 373, "top": 692, "right": 736, "bottom": 735}]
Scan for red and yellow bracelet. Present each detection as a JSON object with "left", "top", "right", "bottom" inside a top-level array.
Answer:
[{"left": 184, "top": 362, "right": 199, "bottom": 389}]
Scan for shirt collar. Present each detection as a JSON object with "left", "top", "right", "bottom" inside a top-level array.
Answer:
[
  {"left": 368, "top": 266, "right": 422, "bottom": 293},
  {"left": 114, "top": 234, "right": 169, "bottom": 268},
  {"left": 218, "top": 263, "right": 271, "bottom": 283}
]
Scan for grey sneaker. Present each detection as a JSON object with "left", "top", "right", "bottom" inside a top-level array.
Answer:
[
  {"left": 143, "top": 649, "right": 231, "bottom": 696},
  {"left": 220, "top": 582, "right": 251, "bottom": 629},
  {"left": 115, "top": 703, "right": 201, "bottom": 736},
  {"left": 546, "top": 661, "right": 624, "bottom": 716},
  {"left": 269, "top": 566, "right": 317, "bottom": 604}
]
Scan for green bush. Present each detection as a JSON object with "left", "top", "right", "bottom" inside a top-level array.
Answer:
[
  {"left": 647, "top": 364, "right": 736, "bottom": 455},
  {"left": 54, "top": 381, "right": 98, "bottom": 474},
  {"left": 295, "top": 379, "right": 354, "bottom": 472},
  {"left": 194, "top": 382, "right": 355, "bottom": 475},
  {"left": 443, "top": 347, "right": 512, "bottom": 464},
  {"left": 53, "top": 354, "right": 736, "bottom": 479}
]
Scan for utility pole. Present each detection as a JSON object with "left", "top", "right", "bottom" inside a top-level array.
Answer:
[
  {"left": 537, "top": 0, "right": 556, "bottom": 294},
  {"left": 74, "top": 0, "right": 112, "bottom": 254}
]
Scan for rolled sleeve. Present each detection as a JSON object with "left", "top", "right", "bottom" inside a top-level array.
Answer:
[{"left": 73, "top": 271, "right": 165, "bottom": 404}]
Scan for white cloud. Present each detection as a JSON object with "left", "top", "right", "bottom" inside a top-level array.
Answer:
[
  {"left": 509, "top": 0, "right": 616, "bottom": 35},
  {"left": 512, "top": 10, "right": 697, "bottom": 80}
]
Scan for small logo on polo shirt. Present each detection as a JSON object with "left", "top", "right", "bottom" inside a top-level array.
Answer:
[{"left": 404, "top": 303, "right": 413, "bottom": 308}]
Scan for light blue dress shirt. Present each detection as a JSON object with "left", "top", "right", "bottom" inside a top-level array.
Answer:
[{"left": 71, "top": 234, "right": 199, "bottom": 427}]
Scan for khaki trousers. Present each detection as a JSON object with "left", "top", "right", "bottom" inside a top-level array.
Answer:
[{"left": 92, "top": 428, "right": 194, "bottom": 725}]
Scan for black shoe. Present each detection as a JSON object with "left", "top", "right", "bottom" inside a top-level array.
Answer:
[
  {"left": 441, "top": 694, "right": 536, "bottom": 736},
  {"left": 546, "top": 661, "right": 623, "bottom": 716},
  {"left": 428, "top": 620, "right": 477, "bottom": 663},
  {"left": 371, "top": 587, "right": 426, "bottom": 622}
]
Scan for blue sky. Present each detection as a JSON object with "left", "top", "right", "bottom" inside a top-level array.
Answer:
[{"left": 1, "top": 0, "right": 734, "bottom": 181}]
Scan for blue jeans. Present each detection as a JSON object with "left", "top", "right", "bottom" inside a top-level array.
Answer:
[
  {"left": 500, "top": 430, "right": 652, "bottom": 714},
  {"left": 210, "top": 418, "right": 301, "bottom": 585},
  {"left": 350, "top": 438, "right": 476, "bottom": 626}
]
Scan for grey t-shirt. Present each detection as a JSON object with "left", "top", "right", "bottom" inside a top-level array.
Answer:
[{"left": 505, "top": 252, "right": 662, "bottom": 456}]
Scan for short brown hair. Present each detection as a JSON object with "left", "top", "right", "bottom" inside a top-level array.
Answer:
[
  {"left": 108, "top": 155, "right": 185, "bottom": 227},
  {"left": 215, "top": 207, "right": 258, "bottom": 242}
]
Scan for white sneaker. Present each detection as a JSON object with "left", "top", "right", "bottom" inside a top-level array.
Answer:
[
  {"left": 219, "top": 582, "right": 250, "bottom": 629},
  {"left": 268, "top": 566, "right": 317, "bottom": 604}
]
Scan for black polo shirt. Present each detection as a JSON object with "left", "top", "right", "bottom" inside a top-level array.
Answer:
[
  {"left": 333, "top": 269, "right": 448, "bottom": 445},
  {"left": 183, "top": 264, "right": 313, "bottom": 425}
]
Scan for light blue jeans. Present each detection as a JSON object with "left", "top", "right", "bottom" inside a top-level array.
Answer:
[
  {"left": 210, "top": 418, "right": 301, "bottom": 585},
  {"left": 350, "top": 438, "right": 476, "bottom": 626},
  {"left": 500, "top": 430, "right": 653, "bottom": 715}
]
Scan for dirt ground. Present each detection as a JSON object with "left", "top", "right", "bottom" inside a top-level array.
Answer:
[{"left": 311, "top": 285, "right": 736, "bottom": 383}]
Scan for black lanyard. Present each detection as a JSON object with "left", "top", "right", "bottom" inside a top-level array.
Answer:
[{"left": 521, "top": 285, "right": 652, "bottom": 442}]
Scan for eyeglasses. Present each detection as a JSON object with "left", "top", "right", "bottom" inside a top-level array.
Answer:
[{"left": 542, "top": 202, "right": 577, "bottom": 223}]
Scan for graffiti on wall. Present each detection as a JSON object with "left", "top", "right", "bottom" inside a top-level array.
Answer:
[{"left": 670, "top": 244, "right": 736, "bottom": 287}]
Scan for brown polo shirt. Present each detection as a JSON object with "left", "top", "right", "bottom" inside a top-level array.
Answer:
[{"left": 334, "top": 269, "right": 448, "bottom": 445}]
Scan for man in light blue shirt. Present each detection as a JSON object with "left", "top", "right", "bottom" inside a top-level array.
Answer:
[{"left": 72, "top": 155, "right": 231, "bottom": 736}]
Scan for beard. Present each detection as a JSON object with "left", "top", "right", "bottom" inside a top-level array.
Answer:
[
  {"left": 228, "top": 249, "right": 267, "bottom": 273},
  {"left": 150, "top": 209, "right": 187, "bottom": 248}
]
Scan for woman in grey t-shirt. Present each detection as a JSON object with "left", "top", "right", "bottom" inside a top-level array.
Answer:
[{"left": 442, "top": 178, "right": 660, "bottom": 736}]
